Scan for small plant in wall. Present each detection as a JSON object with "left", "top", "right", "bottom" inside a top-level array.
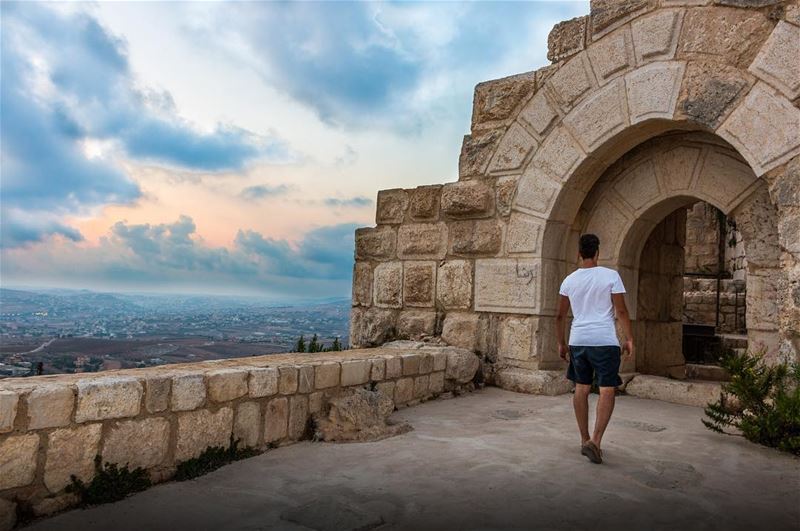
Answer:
[
  {"left": 66, "top": 456, "right": 151, "bottom": 506},
  {"left": 173, "top": 438, "right": 260, "bottom": 481},
  {"left": 703, "top": 349, "right": 800, "bottom": 456}
]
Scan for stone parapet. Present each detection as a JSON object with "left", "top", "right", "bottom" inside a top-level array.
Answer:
[{"left": 0, "top": 345, "right": 479, "bottom": 520}]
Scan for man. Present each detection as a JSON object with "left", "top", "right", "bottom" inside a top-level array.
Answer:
[{"left": 555, "top": 233, "right": 634, "bottom": 464}]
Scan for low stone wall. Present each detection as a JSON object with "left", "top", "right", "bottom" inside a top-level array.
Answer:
[
  {"left": 683, "top": 277, "right": 747, "bottom": 334},
  {"left": 0, "top": 344, "right": 479, "bottom": 525}
]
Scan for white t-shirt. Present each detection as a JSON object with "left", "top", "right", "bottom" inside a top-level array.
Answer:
[{"left": 558, "top": 266, "right": 626, "bottom": 347}]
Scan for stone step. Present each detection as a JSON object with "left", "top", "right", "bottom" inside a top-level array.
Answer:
[
  {"left": 685, "top": 363, "right": 730, "bottom": 382},
  {"left": 624, "top": 375, "right": 722, "bottom": 408}
]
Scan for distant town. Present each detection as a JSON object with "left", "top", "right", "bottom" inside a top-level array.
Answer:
[{"left": 0, "top": 288, "right": 350, "bottom": 378}]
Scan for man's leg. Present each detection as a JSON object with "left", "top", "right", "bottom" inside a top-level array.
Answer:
[
  {"left": 573, "top": 383, "right": 591, "bottom": 444},
  {"left": 592, "top": 386, "right": 616, "bottom": 449}
]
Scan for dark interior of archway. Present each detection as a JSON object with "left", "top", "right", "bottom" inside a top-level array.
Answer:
[{"left": 635, "top": 202, "right": 748, "bottom": 380}]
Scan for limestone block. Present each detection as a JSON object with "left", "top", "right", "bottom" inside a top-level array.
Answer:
[
  {"left": 429, "top": 372, "right": 445, "bottom": 394},
  {"left": 657, "top": 145, "right": 702, "bottom": 192},
  {"left": 234, "top": 401, "right": 262, "bottom": 448},
  {"left": 45, "top": 424, "right": 102, "bottom": 492},
  {"left": 519, "top": 90, "right": 560, "bottom": 137},
  {"left": 355, "top": 226, "right": 396, "bottom": 260},
  {"left": 547, "top": 53, "right": 596, "bottom": 111},
  {"left": 472, "top": 72, "right": 536, "bottom": 127},
  {"left": 441, "top": 180, "right": 494, "bottom": 218},
  {"left": 376, "top": 189, "right": 409, "bottom": 224},
  {"left": 397, "top": 223, "right": 448, "bottom": 259},
  {"left": 587, "top": 26, "right": 634, "bottom": 84},
  {"left": 528, "top": 126, "right": 584, "bottom": 183},
  {"left": 394, "top": 377, "right": 415, "bottom": 404},
  {"left": 785, "top": 4, "right": 800, "bottom": 26},
  {"left": 75, "top": 377, "right": 142, "bottom": 423},
  {"left": 175, "top": 407, "right": 233, "bottom": 461},
  {"left": 279, "top": 366, "right": 299, "bottom": 395},
  {"left": 445, "top": 348, "right": 480, "bottom": 384},
  {"left": 442, "top": 313, "right": 482, "bottom": 351},
  {"left": 676, "top": 60, "right": 752, "bottom": 129},
  {"left": 171, "top": 373, "right": 206, "bottom": 411},
  {"left": 315, "top": 362, "right": 341, "bottom": 389},
  {"left": 695, "top": 148, "right": 757, "bottom": 209},
  {"left": 459, "top": 130, "right": 504, "bottom": 178},
  {"left": 498, "top": 316, "right": 534, "bottom": 361},
  {"left": 586, "top": 195, "right": 631, "bottom": 262},
  {"left": 375, "top": 381, "right": 395, "bottom": 399},
  {"left": 506, "top": 212, "right": 544, "bottom": 254},
  {"left": 548, "top": 16, "right": 587, "bottom": 62},
  {"left": 488, "top": 123, "right": 538, "bottom": 173},
  {"left": 249, "top": 367, "right": 279, "bottom": 397},
  {"left": 341, "top": 360, "right": 371, "bottom": 386},
  {"left": 264, "top": 397, "right": 289, "bottom": 443},
  {"left": 565, "top": 78, "right": 628, "bottom": 152},
  {"left": 0, "top": 433, "right": 39, "bottom": 490},
  {"left": 396, "top": 310, "right": 436, "bottom": 340},
  {"left": 474, "top": 258, "right": 539, "bottom": 314},
  {"left": 749, "top": 21, "right": 800, "bottom": 99},
  {"left": 513, "top": 170, "right": 561, "bottom": 217},
  {"left": 401, "top": 353, "right": 422, "bottom": 376},
  {"left": 297, "top": 365, "right": 314, "bottom": 394},
  {"left": 590, "top": 0, "right": 649, "bottom": 37},
  {"left": 403, "top": 261, "right": 436, "bottom": 307},
  {"left": 718, "top": 83, "right": 800, "bottom": 175},
  {"left": 679, "top": 7, "right": 773, "bottom": 68},
  {"left": 409, "top": 185, "right": 442, "bottom": 221},
  {"left": 102, "top": 418, "right": 169, "bottom": 469},
  {"left": 747, "top": 273, "right": 779, "bottom": 329},
  {"left": 449, "top": 220, "right": 503, "bottom": 256},
  {"left": 31, "top": 494, "right": 78, "bottom": 518},
  {"left": 420, "top": 353, "right": 434, "bottom": 374},
  {"left": 288, "top": 395, "right": 309, "bottom": 440},
  {"left": 208, "top": 369, "right": 248, "bottom": 402},
  {"left": 625, "top": 62, "right": 684, "bottom": 124},
  {"left": 495, "top": 175, "right": 518, "bottom": 217},
  {"left": 0, "top": 391, "right": 18, "bottom": 433},
  {"left": 26, "top": 385, "right": 74, "bottom": 429},
  {"left": 144, "top": 376, "right": 170, "bottom": 414},
  {"left": 385, "top": 357, "right": 402, "bottom": 379},
  {"left": 625, "top": 375, "right": 721, "bottom": 407},
  {"left": 0, "top": 498, "right": 16, "bottom": 531},
  {"left": 432, "top": 351, "right": 448, "bottom": 371},
  {"left": 373, "top": 262, "right": 403, "bottom": 308},
  {"left": 352, "top": 262, "right": 373, "bottom": 307},
  {"left": 632, "top": 9, "right": 683, "bottom": 64},
  {"left": 495, "top": 368, "right": 573, "bottom": 395},
  {"left": 413, "top": 375, "right": 430, "bottom": 398},
  {"left": 371, "top": 358, "right": 386, "bottom": 381},
  {"left": 436, "top": 260, "right": 473, "bottom": 310},
  {"left": 614, "top": 159, "right": 660, "bottom": 212},
  {"left": 309, "top": 392, "right": 324, "bottom": 415},
  {"left": 349, "top": 307, "right": 397, "bottom": 348}
]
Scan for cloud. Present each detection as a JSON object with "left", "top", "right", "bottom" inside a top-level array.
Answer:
[
  {"left": 240, "top": 184, "right": 291, "bottom": 201},
  {"left": 324, "top": 197, "right": 373, "bottom": 208}
]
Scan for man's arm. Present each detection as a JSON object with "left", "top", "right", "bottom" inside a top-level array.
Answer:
[
  {"left": 555, "top": 295, "right": 570, "bottom": 360},
  {"left": 612, "top": 293, "right": 634, "bottom": 357}
]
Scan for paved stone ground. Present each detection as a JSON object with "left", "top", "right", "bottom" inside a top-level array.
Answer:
[{"left": 29, "top": 388, "right": 800, "bottom": 531}]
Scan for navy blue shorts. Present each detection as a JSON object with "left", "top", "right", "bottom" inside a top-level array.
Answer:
[{"left": 566, "top": 345, "right": 623, "bottom": 387}]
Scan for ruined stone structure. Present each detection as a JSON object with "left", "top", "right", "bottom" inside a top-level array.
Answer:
[{"left": 352, "top": 0, "right": 800, "bottom": 390}]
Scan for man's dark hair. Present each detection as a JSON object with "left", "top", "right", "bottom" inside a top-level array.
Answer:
[{"left": 579, "top": 233, "right": 600, "bottom": 259}]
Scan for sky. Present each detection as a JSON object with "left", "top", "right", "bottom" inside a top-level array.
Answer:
[{"left": 0, "top": 0, "right": 589, "bottom": 300}]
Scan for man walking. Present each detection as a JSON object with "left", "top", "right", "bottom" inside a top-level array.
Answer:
[{"left": 555, "top": 234, "right": 634, "bottom": 464}]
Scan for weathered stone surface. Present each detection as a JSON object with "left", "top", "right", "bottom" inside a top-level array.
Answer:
[
  {"left": 349, "top": 307, "right": 397, "bottom": 348},
  {"left": 385, "top": 356, "right": 402, "bottom": 379},
  {"left": 409, "top": 185, "right": 442, "bottom": 221},
  {"left": 449, "top": 220, "right": 503, "bottom": 256},
  {"left": 208, "top": 369, "right": 248, "bottom": 402},
  {"left": 175, "top": 407, "right": 233, "bottom": 461},
  {"left": 0, "top": 433, "right": 38, "bottom": 490},
  {"left": 695, "top": 148, "right": 757, "bottom": 208},
  {"left": 442, "top": 313, "right": 482, "bottom": 351},
  {"left": 309, "top": 392, "right": 324, "bottom": 415},
  {"left": 341, "top": 359, "right": 372, "bottom": 386},
  {"left": 75, "top": 377, "right": 142, "bottom": 423},
  {"left": 414, "top": 375, "right": 430, "bottom": 398},
  {"left": 677, "top": 60, "right": 753, "bottom": 128},
  {"left": 548, "top": 16, "right": 587, "bottom": 62},
  {"left": 445, "top": 348, "right": 480, "bottom": 384},
  {"left": 495, "top": 175, "right": 518, "bottom": 217},
  {"left": 488, "top": 123, "right": 537, "bottom": 173},
  {"left": 625, "top": 62, "right": 684, "bottom": 124},
  {"left": 401, "top": 353, "right": 422, "bottom": 376},
  {"left": 498, "top": 316, "right": 534, "bottom": 361},
  {"left": 631, "top": 9, "right": 683, "bottom": 63},
  {"left": 26, "top": 385, "right": 74, "bottom": 430},
  {"left": 376, "top": 189, "right": 409, "bottom": 224},
  {"left": 371, "top": 358, "right": 386, "bottom": 381},
  {"left": 397, "top": 223, "right": 447, "bottom": 259},
  {"left": 403, "top": 261, "right": 435, "bottom": 307},
  {"left": 288, "top": 395, "right": 309, "bottom": 440},
  {"left": 313, "top": 387, "right": 411, "bottom": 442},
  {"left": 144, "top": 376, "right": 170, "bottom": 414},
  {"left": 297, "top": 365, "right": 314, "bottom": 394},
  {"left": 375, "top": 381, "right": 395, "bottom": 399},
  {"left": 564, "top": 77, "right": 628, "bottom": 151},
  {"left": 625, "top": 374, "right": 721, "bottom": 407},
  {"left": 0, "top": 498, "right": 16, "bottom": 531},
  {"left": 279, "top": 366, "right": 299, "bottom": 395},
  {"left": 548, "top": 53, "right": 596, "bottom": 111},
  {"left": 394, "top": 377, "right": 415, "bottom": 403},
  {"left": 396, "top": 310, "right": 436, "bottom": 340},
  {"left": 429, "top": 371, "right": 445, "bottom": 394},
  {"left": 171, "top": 374, "right": 206, "bottom": 411},
  {"left": 459, "top": 129, "right": 503, "bottom": 178},
  {"left": 495, "top": 368, "right": 573, "bottom": 395},
  {"left": 264, "top": 397, "right": 289, "bottom": 443},
  {"left": 419, "top": 353, "right": 434, "bottom": 374},
  {"left": 474, "top": 259, "right": 539, "bottom": 314},
  {"left": 590, "top": 0, "right": 649, "bottom": 36},
  {"left": 528, "top": 126, "right": 584, "bottom": 184},
  {"left": 506, "top": 213, "right": 544, "bottom": 254},
  {"left": 748, "top": 21, "right": 800, "bottom": 99},
  {"left": 249, "top": 367, "right": 279, "bottom": 397},
  {"left": 436, "top": 260, "right": 473, "bottom": 309},
  {"left": 472, "top": 72, "right": 535, "bottom": 128},
  {"left": 45, "top": 424, "right": 102, "bottom": 492},
  {"left": 373, "top": 262, "right": 403, "bottom": 308},
  {"left": 679, "top": 7, "right": 773, "bottom": 68},
  {"left": 587, "top": 26, "right": 634, "bottom": 83},
  {"left": 31, "top": 493, "right": 79, "bottom": 518},
  {"left": 786, "top": 4, "right": 800, "bottom": 26},
  {"left": 355, "top": 226, "right": 396, "bottom": 260},
  {"left": 0, "top": 391, "right": 18, "bottom": 433},
  {"left": 519, "top": 90, "right": 559, "bottom": 137},
  {"left": 102, "top": 418, "right": 169, "bottom": 469},
  {"left": 352, "top": 262, "right": 373, "bottom": 307},
  {"left": 441, "top": 180, "right": 494, "bottom": 218},
  {"left": 315, "top": 362, "right": 341, "bottom": 389}
]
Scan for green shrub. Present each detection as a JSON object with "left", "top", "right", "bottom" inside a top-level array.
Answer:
[
  {"left": 703, "top": 350, "right": 800, "bottom": 455},
  {"left": 66, "top": 456, "right": 151, "bottom": 506},
  {"left": 173, "top": 439, "right": 259, "bottom": 481}
]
